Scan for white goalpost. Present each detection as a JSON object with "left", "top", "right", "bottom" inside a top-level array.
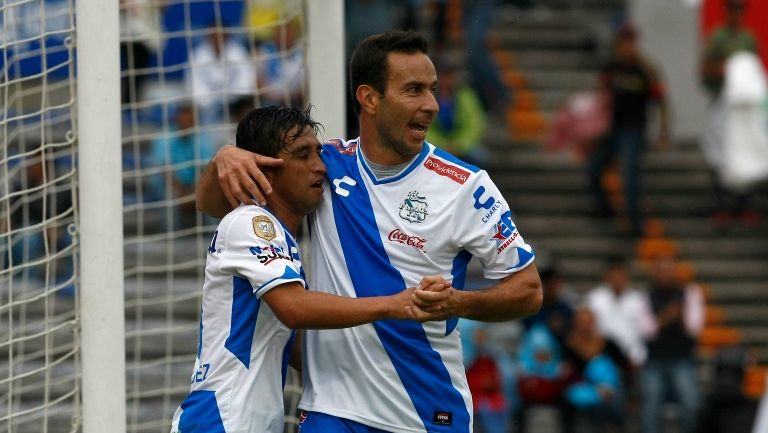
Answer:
[
  {"left": 75, "top": 0, "right": 126, "bottom": 433},
  {"left": 1, "top": 0, "right": 344, "bottom": 432}
]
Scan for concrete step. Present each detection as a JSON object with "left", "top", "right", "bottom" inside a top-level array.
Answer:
[
  {"left": 707, "top": 282, "right": 768, "bottom": 304},
  {"left": 545, "top": 256, "right": 768, "bottom": 284},
  {"left": 523, "top": 69, "right": 599, "bottom": 91},
  {"left": 506, "top": 191, "right": 724, "bottom": 215},
  {"left": 509, "top": 50, "right": 602, "bottom": 70},
  {"left": 125, "top": 317, "right": 199, "bottom": 359},
  {"left": 528, "top": 235, "right": 768, "bottom": 260},
  {"left": 720, "top": 305, "right": 768, "bottom": 326},
  {"left": 493, "top": 171, "right": 713, "bottom": 192},
  {"left": 483, "top": 146, "right": 710, "bottom": 173},
  {"left": 495, "top": 27, "right": 598, "bottom": 51}
]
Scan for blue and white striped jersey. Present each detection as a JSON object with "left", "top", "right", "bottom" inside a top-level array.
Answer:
[
  {"left": 299, "top": 139, "right": 535, "bottom": 433},
  {"left": 170, "top": 206, "right": 304, "bottom": 433}
]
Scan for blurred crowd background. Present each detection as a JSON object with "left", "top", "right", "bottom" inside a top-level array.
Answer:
[{"left": 2, "top": 0, "right": 768, "bottom": 432}]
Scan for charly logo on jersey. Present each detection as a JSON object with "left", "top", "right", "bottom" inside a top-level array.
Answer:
[
  {"left": 489, "top": 210, "right": 518, "bottom": 254},
  {"left": 252, "top": 215, "right": 277, "bottom": 241},
  {"left": 332, "top": 176, "right": 357, "bottom": 197},
  {"left": 472, "top": 186, "right": 502, "bottom": 223},
  {"left": 398, "top": 191, "right": 428, "bottom": 223},
  {"left": 249, "top": 244, "right": 292, "bottom": 265},
  {"left": 387, "top": 228, "right": 427, "bottom": 252}
]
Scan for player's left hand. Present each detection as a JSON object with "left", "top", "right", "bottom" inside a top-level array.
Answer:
[
  {"left": 403, "top": 276, "right": 452, "bottom": 322},
  {"left": 409, "top": 285, "right": 464, "bottom": 321}
]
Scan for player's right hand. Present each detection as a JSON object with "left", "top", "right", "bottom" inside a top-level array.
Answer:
[{"left": 215, "top": 144, "right": 284, "bottom": 207}]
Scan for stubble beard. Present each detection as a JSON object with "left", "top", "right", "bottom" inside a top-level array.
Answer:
[{"left": 378, "top": 124, "right": 421, "bottom": 161}]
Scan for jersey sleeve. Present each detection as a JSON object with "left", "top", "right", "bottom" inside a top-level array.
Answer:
[
  {"left": 218, "top": 208, "right": 305, "bottom": 297},
  {"left": 451, "top": 171, "right": 535, "bottom": 280}
]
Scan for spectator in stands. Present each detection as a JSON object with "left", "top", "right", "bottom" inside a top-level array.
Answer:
[
  {"left": 515, "top": 322, "right": 569, "bottom": 433},
  {"left": 562, "top": 307, "right": 626, "bottom": 433},
  {"left": 587, "top": 23, "right": 671, "bottom": 238},
  {"left": 522, "top": 265, "right": 574, "bottom": 348},
  {"left": 5, "top": 156, "right": 74, "bottom": 287},
  {"left": 696, "top": 345, "right": 759, "bottom": 433},
  {"left": 463, "top": 0, "right": 509, "bottom": 111},
  {"left": 119, "top": 0, "right": 161, "bottom": 106},
  {"left": 256, "top": 18, "right": 306, "bottom": 109},
  {"left": 150, "top": 103, "right": 218, "bottom": 228},
  {"left": 639, "top": 254, "right": 705, "bottom": 433},
  {"left": 466, "top": 326, "right": 510, "bottom": 433},
  {"left": 186, "top": 24, "right": 255, "bottom": 124},
  {"left": 426, "top": 51, "right": 488, "bottom": 167},
  {"left": 700, "top": 0, "right": 762, "bottom": 229},
  {"left": 586, "top": 256, "right": 648, "bottom": 371}
]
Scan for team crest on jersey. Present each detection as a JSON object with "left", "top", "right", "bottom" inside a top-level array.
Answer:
[
  {"left": 489, "top": 210, "right": 518, "bottom": 253},
  {"left": 252, "top": 215, "right": 277, "bottom": 241},
  {"left": 399, "top": 191, "right": 428, "bottom": 223}
]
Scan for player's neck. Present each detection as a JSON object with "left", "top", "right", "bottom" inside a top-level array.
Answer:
[
  {"left": 358, "top": 127, "right": 415, "bottom": 166},
  {"left": 263, "top": 200, "right": 301, "bottom": 237}
]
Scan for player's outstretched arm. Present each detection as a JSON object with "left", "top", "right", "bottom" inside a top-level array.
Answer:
[
  {"left": 262, "top": 276, "right": 450, "bottom": 329},
  {"left": 196, "top": 144, "right": 283, "bottom": 217},
  {"left": 411, "top": 263, "right": 542, "bottom": 322}
]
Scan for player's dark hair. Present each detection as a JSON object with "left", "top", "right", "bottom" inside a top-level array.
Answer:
[
  {"left": 236, "top": 105, "right": 321, "bottom": 157},
  {"left": 349, "top": 30, "right": 429, "bottom": 114}
]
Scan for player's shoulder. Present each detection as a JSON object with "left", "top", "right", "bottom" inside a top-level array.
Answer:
[
  {"left": 421, "top": 143, "right": 486, "bottom": 187},
  {"left": 321, "top": 137, "right": 358, "bottom": 157},
  {"left": 219, "top": 205, "right": 287, "bottom": 243}
]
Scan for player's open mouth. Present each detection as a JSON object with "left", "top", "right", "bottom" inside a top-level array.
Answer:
[
  {"left": 409, "top": 122, "right": 428, "bottom": 133},
  {"left": 310, "top": 180, "right": 323, "bottom": 190}
]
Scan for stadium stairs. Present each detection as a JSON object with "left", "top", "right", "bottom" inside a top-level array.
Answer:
[{"left": 473, "top": 0, "right": 768, "bottom": 430}]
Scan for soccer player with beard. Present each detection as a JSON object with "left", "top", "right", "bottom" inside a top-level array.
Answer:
[{"left": 196, "top": 32, "right": 543, "bottom": 433}]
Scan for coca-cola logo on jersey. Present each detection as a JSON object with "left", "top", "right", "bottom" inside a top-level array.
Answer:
[{"left": 388, "top": 229, "right": 427, "bottom": 252}]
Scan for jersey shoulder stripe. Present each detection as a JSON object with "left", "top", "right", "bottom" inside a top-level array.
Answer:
[{"left": 431, "top": 145, "right": 481, "bottom": 173}]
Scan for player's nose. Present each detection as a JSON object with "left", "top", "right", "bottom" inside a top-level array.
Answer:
[
  {"left": 311, "top": 154, "right": 326, "bottom": 175},
  {"left": 421, "top": 91, "right": 439, "bottom": 116}
]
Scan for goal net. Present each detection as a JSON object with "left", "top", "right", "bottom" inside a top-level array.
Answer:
[
  {"left": 1, "top": 0, "right": 80, "bottom": 431},
  {"left": 1, "top": 0, "right": 341, "bottom": 431},
  {"left": 120, "top": 0, "right": 308, "bottom": 432}
]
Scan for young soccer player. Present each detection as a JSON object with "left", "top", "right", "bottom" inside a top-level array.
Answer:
[{"left": 170, "top": 105, "right": 447, "bottom": 433}]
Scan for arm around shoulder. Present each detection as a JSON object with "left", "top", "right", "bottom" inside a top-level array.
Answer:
[{"left": 196, "top": 144, "right": 285, "bottom": 217}]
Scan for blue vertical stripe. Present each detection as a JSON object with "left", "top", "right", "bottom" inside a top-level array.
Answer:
[
  {"left": 447, "top": 250, "right": 473, "bottom": 336},
  {"left": 281, "top": 331, "right": 296, "bottom": 388},
  {"left": 224, "top": 276, "right": 261, "bottom": 369},
  {"left": 178, "top": 390, "right": 226, "bottom": 433},
  {"left": 324, "top": 147, "right": 470, "bottom": 432},
  {"left": 196, "top": 307, "right": 204, "bottom": 359}
]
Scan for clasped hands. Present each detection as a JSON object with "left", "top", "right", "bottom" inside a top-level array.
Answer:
[{"left": 404, "top": 275, "right": 463, "bottom": 322}]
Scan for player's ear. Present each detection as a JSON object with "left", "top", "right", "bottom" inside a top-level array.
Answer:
[
  {"left": 263, "top": 167, "right": 277, "bottom": 188},
  {"left": 356, "top": 84, "right": 378, "bottom": 115}
]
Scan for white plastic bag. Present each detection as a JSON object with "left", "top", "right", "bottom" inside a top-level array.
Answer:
[{"left": 720, "top": 51, "right": 768, "bottom": 191}]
